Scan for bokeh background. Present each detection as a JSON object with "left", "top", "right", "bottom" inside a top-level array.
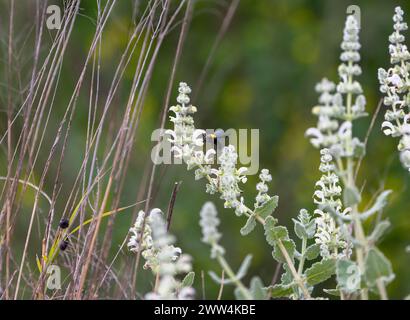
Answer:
[{"left": 3, "top": 0, "right": 410, "bottom": 299}]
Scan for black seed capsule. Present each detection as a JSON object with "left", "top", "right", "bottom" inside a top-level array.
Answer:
[
  {"left": 59, "top": 218, "right": 69, "bottom": 229},
  {"left": 59, "top": 239, "right": 69, "bottom": 251}
]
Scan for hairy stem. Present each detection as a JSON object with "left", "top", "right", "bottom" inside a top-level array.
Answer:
[{"left": 215, "top": 253, "right": 253, "bottom": 300}]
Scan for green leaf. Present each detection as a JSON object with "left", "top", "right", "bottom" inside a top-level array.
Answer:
[
  {"left": 36, "top": 255, "right": 42, "bottom": 273},
  {"left": 272, "top": 239, "right": 296, "bottom": 263},
  {"left": 268, "top": 283, "right": 294, "bottom": 298},
  {"left": 264, "top": 217, "right": 288, "bottom": 246},
  {"left": 208, "top": 271, "right": 234, "bottom": 285},
  {"left": 305, "top": 243, "right": 320, "bottom": 260},
  {"left": 236, "top": 255, "right": 253, "bottom": 280},
  {"left": 353, "top": 141, "right": 366, "bottom": 158},
  {"left": 364, "top": 248, "right": 395, "bottom": 288},
  {"left": 360, "top": 190, "right": 392, "bottom": 220},
  {"left": 181, "top": 271, "right": 195, "bottom": 288},
  {"left": 336, "top": 259, "right": 361, "bottom": 293},
  {"left": 305, "top": 259, "right": 336, "bottom": 286},
  {"left": 250, "top": 277, "right": 268, "bottom": 300},
  {"left": 234, "top": 287, "right": 250, "bottom": 300},
  {"left": 240, "top": 215, "right": 256, "bottom": 236},
  {"left": 293, "top": 219, "right": 307, "bottom": 240},
  {"left": 323, "top": 288, "right": 341, "bottom": 297},
  {"left": 281, "top": 264, "right": 293, "bottom": 285},
  {"left": 305, "top": 219, "right": 316, "bottom": 239},
  {"left": 367, "top": 220, "right": 391, "bottom": 244},
  {"left": 255, "top": 195, "right": 278, "bottom": 219},
  {"left": 343, "top": 186, "right": 361, "bottom": 207}
]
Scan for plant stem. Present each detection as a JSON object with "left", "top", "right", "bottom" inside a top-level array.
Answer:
[
  {"left": 199, "top": 164, "right": 311, "bottom": 299},
  {"left": 215, "top": 253, "right": 253, "bottom": 300},
  {"left": 298, "top": 237, "right": 307, "bottom": 276},
  {"left": 345, "top": 62, "right": 368, "bottom": 300},
  {"left": 252, "top": 212, "right": 311, "bottom": 299},
  {"left": 376, "top": 279, "right": 388, "bottom": 300}
]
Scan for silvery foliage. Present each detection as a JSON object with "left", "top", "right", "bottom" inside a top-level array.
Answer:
[
  {"left": 156, "top": 13, "right": 399, "bottom": 299},
  {"left": 303, "top": 14, "right": 395, "bottom": 299},
  {"left": 378, "top": 6, "right": 410, "bottom": 171},
  {"left": 199, "top": 202, "right": 267, "bottom": 300},
  {"left": 128, "top": 209, "right": 194, "bottom": 300}
]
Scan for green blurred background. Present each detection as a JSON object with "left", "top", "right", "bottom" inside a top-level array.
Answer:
[{"left": 4, "top": 0, "right": 410, "bottom": 299}]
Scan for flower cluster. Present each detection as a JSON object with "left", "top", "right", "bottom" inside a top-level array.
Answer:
[
  {"left": 199, "top": 202, "right": 225, "bottom": 258},
  {"left": 167, "top": 82, "right": 275, "bottom": 219},
  {"left": 128, "top": 209, "right": 182, "bottom": 273},
  {"left": 128, "top": 209, "right": 194, "bottom": 300},
  {"left": 378, "top": 7, "right": 410, "bottom": 171},
  {"left": 314, "top": 149, "right": 351, "bottom": 259},
  {"left": 305, "top": 78, "right": 339, "bottom": 148},
  {"left": 136, "top": 209, "right": 194, "bottom": 300},
  {"left": 166, "top": 82, "right": 213, "bottom": 169},
  {"left": 254, "top": 169, "right": 272, "bottom": 209},
  {"left": 306, "top": 15, "right": 366, "bottom": 159},
  {"left": 205, "top": 145, "right": 249, "bottom": 212}
]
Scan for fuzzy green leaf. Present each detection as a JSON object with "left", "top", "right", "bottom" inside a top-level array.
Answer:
[
  {"left": 343, "top": 186, "right": 361, "bottom": 207},
  {"left": 280, "top": 264, "right": 293, "bottom": 285},
  {"left": 208, "top": 271, "right": 234, "bottom": 285},
  {"left": 272, "top": 239, "right": 296, "bottom": 263},
  {"left": 264, "top": 215, "right": 278, "bottom": 229},
  {"left": 255, "top": 196, "right": 279, "bottom": 219},
  {"left": 336, "top": 259, "right": 361, "bottom": 293},
  {"left": 264, "top": 217, "right": 288, "bottom": 246},
  {"left": 236, "top": 255, "right": 253, "bottom": 280},
  {"left": 323, "top": 288, "right": 341, "bottom": 297},
  {"left": 305, "top": 243, "right": 320, "bottom": 260},
  {"left": 305, "top": 219, "right": 316, "bottom": 239},
  {"left": 305, "top": 259, "right": 336, "bottom": 286},
  {"left": 181, "top": 271, "right": 195, "bottom": 288},
  {"left": 234, "top": 287, "right": 250, "bottom": 300},
  {"left": 353, "top": 142, "right": 366, "bottom": 158},
  {"left": 360, "top": 190, "right": 392, "bottom": 220},
  {"left": 250, "top": 277, "right": 268, "bottom": 300},
  {"left": 368, "top": 220, "right": 391, "bottom": 244},
  {"left": 268, "top": 283, "right": 294, "bottom": 298},
  {"left": 293, "top": 219, "right": 307, "bottom": 240},
  {"left": 364, "top": 248, "right": 395, "bottom": 288},
  {"left": 240, "top": 215, "right": 256, "bottom": 236}
]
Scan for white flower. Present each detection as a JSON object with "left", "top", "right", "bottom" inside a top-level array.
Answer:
[
  {"left": 315, "top": 210, "right": 350, "bottom": 260},
  {"left": 166, "top": 82, "right": 210, "bottom": 170},
  {"left": 199, "top": 202, "right": 226, "bottom": 259},
  {"left": 379, "top": 7, "right": 410, "bottom": 171},
  {"left": 306, "top": 14, "right": 366, "bottom": 159},
  {"left": 313, "top": 149, "right": 351, "bottom": 259},
  {"left": 212, "top": 145, "right": 249, "bottom": 209},
  {"left": 127, "top": 210, "right": 152, "bottom": 254},
  {"left": 199, "top": 202, "right": 222, "bottom": 245},
  {"left": 178, "top": 287, "right": 195, "bottom": 300},
  {"left": 129, "top": 209, "right": 194, "bottom": 300},
  {"left": 167, "top": 82, "right": 277, "bottom": 231},
  {"left": 254, "top": 169, "right": 272, "bottom": 209}
]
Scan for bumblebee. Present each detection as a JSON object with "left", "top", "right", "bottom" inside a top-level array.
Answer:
[{"left": 60, "top": 239, "right": 69, "bottom": 251}]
